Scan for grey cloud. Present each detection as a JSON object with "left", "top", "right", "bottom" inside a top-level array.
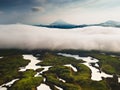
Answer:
[
  {"left": 0, "top": 0, "right": 88, "bottom": 10},
  {"left": 32, "top": 7, "right": 45, "bottom": 12}
]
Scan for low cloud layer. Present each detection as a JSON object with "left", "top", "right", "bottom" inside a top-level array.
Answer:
[{"left": 0, "top": 24, "right": 120, "bottom": 52}]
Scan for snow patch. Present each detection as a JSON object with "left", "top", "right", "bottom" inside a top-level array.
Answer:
[
  {"left": 37, "top": 84, "right": 51, "bottom": 90},
  {"left": 64, "top": 64, "right": 77, "bottom": 72},
  {"left": 55, "top": 85, "right": 63, "bottom": 90},
  {"left": 19, "top": 55, "right": 41, "bottom": 71},
  {"left": 118, "top": 78, "right": 120, "bottom": 83},
  {"left": 0, "top": 79, "right": 19, "bottom": 90},
  {"left": 59, "top": 53, "right": 113, "bottom": 81},
  {"left": 0, "top": 57, "right": 3, "bottom": 59}
]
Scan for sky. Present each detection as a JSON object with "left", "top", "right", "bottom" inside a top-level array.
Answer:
[{"left": 0, "top": 0, "right": 120, "bottom": 25}]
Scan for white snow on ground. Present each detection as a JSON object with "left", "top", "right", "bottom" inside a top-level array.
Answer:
[
  {"left": 17, "top": 54, "right": 52, "bottom": 90},
  {"left": 118, "top": 78, "right": 120, "bottom": 83},
  {"left": 83, "top": 63, "right": 112, "bottom": 81},
  {"left": 58, "top": 53, "right": 113, "bottom": 81},
  {"left": 0, "top": 79, "right": 19, "bottom": 90},
  {"left": 34, "top": 72, "right": 42, "bottom": 77},
  {"left": 64, "top": 64, "right": 77, "bottom": 72},
  {"left": 94, "top": 63, "right": 99, "bottom": 67},
  {"left": 0, "top": 57, "right": 3, "bottom": 59},
  {"left": 110, "top": 55, "right": 116, "bottom": 57},
  {"left": 19, "top": 55, "right": 51, "bottom": 75},
  {"left": 18, "top": 54, "right": 52, "bottom": 90},
  {"left": 4, "top": 79, "right": 19, "bottom": 87},
  {"left": 0, "top": 86, "right": 6, "bottom": 90},
  {"left": 57, "top": 77, "right": 66, "bottom": 83},
  {"left": 19, "top": 55, "right": 41, "bottom": 71},
  {"left": 1, "top": 24, "right": 120, "bottom": 52},
  {"left": 37, "top": 84, "right": 51, "bottom": 90},
  {"left": 55, "top": 85, "right": 63, "bottom": 90},
  {"left": 39, "top": 66, "right": 52, "bottom": 74},
  {"left": 34, "top": 66, "right": 52, "bottom": 77}
]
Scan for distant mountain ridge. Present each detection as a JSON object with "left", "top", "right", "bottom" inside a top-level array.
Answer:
[
  {"left": 35, "top": 20, "right": 120, "bottom": 29},
  {"left": 35, "top": 20, "right": 88, "bottom": 29},
  {"left": 98, "top": 20, "right": 120, "bottom": 27}
]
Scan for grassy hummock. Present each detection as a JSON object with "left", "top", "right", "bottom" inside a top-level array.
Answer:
[
  {"left": 0, "top": 55, "right": 30, "bottom": 85},
  {"left": 9, "top": 70, "right": 43, "bottom": 90},
  {"left": 90, "top": 53, "right": 120, "bottom": 75}
]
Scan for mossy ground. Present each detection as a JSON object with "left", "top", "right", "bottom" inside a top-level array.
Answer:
[
  {"left": 9, "top": 70, "right": 43, "bottom": 90},
  {"left": 0, "top": 50, "right": 120, "bottom": 90},
  {"left": 0, "top": 55, "right": 30, "bottom": 85}
]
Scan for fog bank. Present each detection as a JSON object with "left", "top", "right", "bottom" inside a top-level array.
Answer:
[{"left": 0, "top": 24, "right": 120, "bottom": 52}]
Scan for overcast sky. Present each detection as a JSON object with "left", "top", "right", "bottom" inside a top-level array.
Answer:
[{"left": 0, "top": 0, "right": 120, "bottom": 24}]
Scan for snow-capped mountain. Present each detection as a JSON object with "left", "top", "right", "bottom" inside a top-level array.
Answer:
[
  {"left": 35, "top": 20, "right": 78, "bottom": 29},
  {"left": 98, "top": 20, "right": 120, "bottom": 27},
  {"left": 50, "top": 20, "right": 74, "bottom": 26},
  {"left": 48, "top": 20, "right": 89, "bottom": 29},
  {"left": 48, "top": 20, "right": 78, "bottom": 29}
]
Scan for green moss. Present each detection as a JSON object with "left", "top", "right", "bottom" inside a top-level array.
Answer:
[
  {"left": 0, "top": 55, "right": 30, "bottom": 85},
  {"left": 9, "top": 70, "right": 43, "bottom": 90},
  {"left": 36, "top": 68, "right": 44, "bottom": 72},
  {"left": 9, "top": 77, "right": 42, "bottom": 90},
  {"left": 48, "top": 66, "right": 74, "bottom": 83},
  {"left": 90, "top": 54, "right": 120, "bottom": 75},
  {"left": 64, "top": 83, "right": 81, "bottom": 90},
  {"left": 102, "top": 64, "right": 116, "bottom": 74},
  {"left": 37, "top": 53, "right": 83, "bottom": 66},
  {"left": 73, "top": 64, "right": 91, "bottom": 80},
  {"left": 22, "top": 70, "right": 36, "bottom": 78},
  {"left": 45, "top": 72, "right": 81, "bottom": 90},
  {"left": 0, "top": 50, "right": 119, "bottom": 90}
]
